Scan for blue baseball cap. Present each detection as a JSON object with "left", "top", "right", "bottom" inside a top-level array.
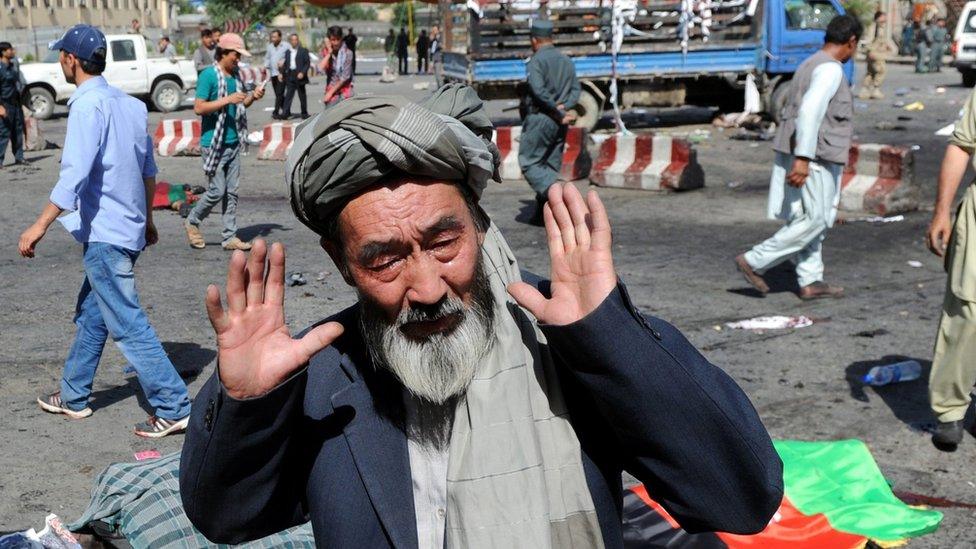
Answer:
[{"left": 50, "top": 24, "right": 107, "bottom": 64}]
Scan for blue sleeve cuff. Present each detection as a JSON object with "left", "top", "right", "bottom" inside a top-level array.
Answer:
[{"left": 49, "top": 185, "right": 78, "bottom": 212}]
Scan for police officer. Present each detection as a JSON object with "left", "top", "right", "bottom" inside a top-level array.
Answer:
[
  {"left": 519, "top": 20, "right": 581, "bottom": 226},
  {"left": 0, "top": 41, "right": 26, "bottom": 167}
]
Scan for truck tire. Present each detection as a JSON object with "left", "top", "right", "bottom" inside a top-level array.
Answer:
[
  {"left": 573, "top": 90, "right": 602, "bottom": 131},
  {"left": 964, "top": 70, "right": 976, "bottom": 88},
  {"left": 769, "top": 80, "right": 791, "bottom": 124},
  {"left": 28, "top": 87, "right": 56, "bottom": 120},
  {"left": 151, "top": 80, "right": 183, "bottom": 113}
]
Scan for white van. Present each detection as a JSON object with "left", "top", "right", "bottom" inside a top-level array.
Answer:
[{"left": 952, "top": 1, "right": 976, "bottom": 86}]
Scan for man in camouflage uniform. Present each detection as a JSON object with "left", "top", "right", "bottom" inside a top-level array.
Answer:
[{"left": 859, "top": 11, "right": 894, "bottom": 100}]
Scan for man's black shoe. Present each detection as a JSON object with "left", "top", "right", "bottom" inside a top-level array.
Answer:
[{"left": 932, "top": 420, "right": 965, "bottom": 449}]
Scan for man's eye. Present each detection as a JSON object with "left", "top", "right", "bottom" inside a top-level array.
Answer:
[
  {"left": 431, "top": 238, "right": 457, "bottom": 249},
  {"left": 369, "top": 258, "right": 399, "bottom": 271}
]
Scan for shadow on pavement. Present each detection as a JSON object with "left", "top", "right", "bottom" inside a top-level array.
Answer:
[
  {"left": 727, "top": 262, "right": 801, "bottom": 298},
  {"left": 87, "top": 342, "right": 212, "bottom": 416},
  {"left": 238, "top": 223, "right": 290, "bottom": 241},
  {"left": 845, "top": 355, "right": 935, "bottom": 431}
]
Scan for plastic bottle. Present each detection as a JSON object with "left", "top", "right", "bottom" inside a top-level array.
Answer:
[{"left": 861, "top": 360, "right": 922, "bottom": 386}]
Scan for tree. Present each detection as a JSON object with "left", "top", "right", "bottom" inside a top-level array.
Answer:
[
  {"left": 305, "top": 4, "right": 378, "bottom": 23},
  {"left": 204, "top": 0, "right": 290, "bottom": 27}
]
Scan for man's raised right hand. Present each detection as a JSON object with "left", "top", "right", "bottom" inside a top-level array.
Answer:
[{"left": 207, "top": 239, "right": 343, "bottom": 400}]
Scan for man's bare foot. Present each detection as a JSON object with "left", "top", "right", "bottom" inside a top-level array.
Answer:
[
  {"left": 799, "top": 281, "right": 844, "bottom": 300},
  {"left": 735, "top": 254, "right": 769, "bottom": 294}
]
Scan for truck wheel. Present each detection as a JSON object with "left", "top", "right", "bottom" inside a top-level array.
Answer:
[
  {"left": 964, "top": 70, "right": 976, "bottom": 88},
  {"left": 769, "top": 80, "right": 791, "bottom": 124},
  {"left": 28, "top": 87, "right": 55, "bottom": 120},
  {"left": 151, "top": 80, "right": 183, "bottom": 113},
  {"left": 573, "top": 90, "right": 602, "bottom": 131}
]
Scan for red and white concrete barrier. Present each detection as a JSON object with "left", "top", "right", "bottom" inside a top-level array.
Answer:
[
  {"left": 589, "top": 134, "right": 704, "bottom": 191},
  {"left": 492, "top": 126, "right": 592, "bottom": 182},
  {"left": 257, "top": 122, "right": 296, "bottom": 161},
  {"left": 153, "top": 119, "right": 201, "bottom": 157},
  {"left": 238, "top": 66, "right": 269, "bottom": 85},
  {"left": 840, "top": 144, "right": 917, "bottom": 215}
]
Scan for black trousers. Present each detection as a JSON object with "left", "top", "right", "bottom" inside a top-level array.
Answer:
[
  {"left": 398, "top": 54, "right": 408, "bottom": 75},
  {"left": 417, "top": 53, "right": 428, "bottom": 73},
  {"left": 271, "top": 77, "right": 286, "bottom": 117},
  {"left": 282, "top": 77, "right": 308, "bottom": 117},
  {"left": 0, "top": 102, "right": 25, "bottom": 164}
]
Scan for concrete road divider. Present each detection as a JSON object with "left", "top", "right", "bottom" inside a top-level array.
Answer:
[
  {"left": 840, "top": 144, "right": 917, "bottom": 215},
  {"left": 153, "top": 119, "right": 201, "bottom": 157},
  {"left": 238, "top": 66, "right": 269, "bottom": 86},
  {"left": 589, "top": 133, "right": 704, "bottom": 191},
  {"left": 258, "top": 122, "right": 296, "bottom": 161},
  {"left": 492, "top": 126, "right": 592, "bottom": 182}
]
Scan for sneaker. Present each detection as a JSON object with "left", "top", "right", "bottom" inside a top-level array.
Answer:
[
  {"left": 134, "top": 415, "right": 189, "bottom": 438},
  {"left": 870, "top": 88, "right": 885, "bottom": 100},
  {"left": 857, "top": 88, "right": 871, "bottom": 100},
  {"left": 222, "top": 237, "right": 252, "bottom": 251},
  {"left": 184, "top": 221, "right": 205, "bottom": 249},
  {"left": 37, "top": 391, "right": 92, "bottom": 419}
]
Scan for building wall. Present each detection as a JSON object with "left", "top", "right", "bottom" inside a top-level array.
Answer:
[{"left": 0, "top": 0, "right": 171, "bottom": 31}]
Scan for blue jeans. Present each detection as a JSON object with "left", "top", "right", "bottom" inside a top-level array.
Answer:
[
  {"left": 60, "top": 242, "right": 191, "bottom": 420},
  {"left": 188, "top": 143, "right": 241, "bottom": 245}
]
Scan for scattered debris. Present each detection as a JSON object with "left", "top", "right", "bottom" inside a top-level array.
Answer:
[
  {"left": 134, "top": 450, "right": 161, "bottom": 461},
  {"left": 936, "top": 123, "right": 955, "bottom": 136},
  {"left": 0, "top": 514, "right": 81, "bottom": 549},
  {"left": 412, "top": 81, "right": 431, "bottom": 90},
  {"left": 845, "top": 214, "right": 904, "bottom": 223},
  {"left": 854, "top": 101, "right": 868, "bottom": 111},
  {"left": 907, "top": 260, "right": 924, "bottom": 268},
  {"left": 246, "top": 130, "right": 263, "bottom": 145},
  {"left": 862, "top": 360, "right": 922, "bottom": 386},
  {"left": 287, "top": 272, "right": 307, "bottom": 286},
  {"left": 316, "top": 271, "right": 330, "bottom": 281},
  {"left": 894, "top": 87, "right": 909, "bottom": 96},
  {"left": 711, "top": 112, "right": 763, "bottom": 129},
  {"left": 897, "top": 115, "right": 913, "bottom": 121},
  {"left": 935, "top": 87, "right": 947, "bottom": 94},
  {"left": 726, "top": 181, "right": 743, "bottom": 189},
  {"left": 893, "top": 100, "right": 906, "bottom": 108},
  {"left": 687, "top": 129, "right": 711, "bottom": 143},
  {"left": 725, "top": 315, "right": 814, "bottom": 330},
  {"left": 853, "top": 328, "right": 890, "bottom": 338},
  {"left": 876, "top": 121, "right": 906, "bottom": 131},
  {"left": 903, "top": 101, "right": 924, "bottom": 111},
  {"left": 910, "top": 145, "right": 921, "bottom": 151}
]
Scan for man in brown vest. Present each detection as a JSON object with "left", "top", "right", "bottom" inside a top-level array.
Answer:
[{"left": 736, "top": 15, "right": 862, "bottom": 300}]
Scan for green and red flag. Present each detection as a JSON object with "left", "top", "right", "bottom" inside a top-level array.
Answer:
[{"left": 623, "top": 440, "right": 943, "bottom": 548}]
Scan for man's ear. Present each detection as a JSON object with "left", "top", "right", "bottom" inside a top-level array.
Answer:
[{"left": 320, "top": 236, "right": 356, "bottom": 287}]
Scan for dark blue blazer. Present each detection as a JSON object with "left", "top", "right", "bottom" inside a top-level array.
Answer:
[{"left": 180, "top": 281, "right": 783, "bottom": 547}]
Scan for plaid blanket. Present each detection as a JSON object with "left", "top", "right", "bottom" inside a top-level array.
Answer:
[{"left": 69, "top": 452, "right": 314, "bottom": 548}]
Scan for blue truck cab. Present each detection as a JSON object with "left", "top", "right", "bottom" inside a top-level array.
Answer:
[{"left": 441, "top": 0, "right": 854, "bottom": 128}]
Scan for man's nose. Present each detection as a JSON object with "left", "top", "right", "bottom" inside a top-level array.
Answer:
[{"left": 404, "top": 256, "right": 448, "bottom": 306}]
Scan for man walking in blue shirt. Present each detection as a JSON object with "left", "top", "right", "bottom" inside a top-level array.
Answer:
[{"left": 18, "top": 25, "right": 191, "bottom": 438}]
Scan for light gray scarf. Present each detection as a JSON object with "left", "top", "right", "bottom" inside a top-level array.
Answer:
[{"left": 285, "top": 84, "right": 604, "bottom": 549}]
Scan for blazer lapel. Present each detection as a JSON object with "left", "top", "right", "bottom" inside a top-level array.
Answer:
[{"left": 331, "top": 352, "right": 418, "bottom": 549}]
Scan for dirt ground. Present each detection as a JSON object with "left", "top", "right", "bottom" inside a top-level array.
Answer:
[{"left": 1, "top": 62, "right": 975, "bottom": 546}]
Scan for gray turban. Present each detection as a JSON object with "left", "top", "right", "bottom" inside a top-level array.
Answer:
[{"left": 286, "top": 84, "right": 501, "bottom": 235}]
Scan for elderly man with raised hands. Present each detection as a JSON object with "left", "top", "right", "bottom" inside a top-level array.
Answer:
[{"left": 180, "top": 84, "right": 783, "bottom": 548}]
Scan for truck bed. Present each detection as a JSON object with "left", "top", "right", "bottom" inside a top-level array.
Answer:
[{"left": 443, "top": 42, "right": 761, "bottom": 83}]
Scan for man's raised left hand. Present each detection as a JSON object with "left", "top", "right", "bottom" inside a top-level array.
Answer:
[{"left": 508, "top": 183, "right": 617, "bottom": 326}]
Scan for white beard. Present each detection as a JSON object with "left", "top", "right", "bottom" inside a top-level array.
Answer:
[{"left": 359, "top": 265, "right": 495, "bottom": 405}]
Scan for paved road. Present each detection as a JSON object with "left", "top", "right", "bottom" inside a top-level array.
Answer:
[{"left": 2, "top": 64, "right": 976, "bottom": 546}]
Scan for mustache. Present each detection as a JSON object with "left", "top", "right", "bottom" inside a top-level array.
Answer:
[{"left": 398, "top": 297, "right": 465, "bottom": 327}]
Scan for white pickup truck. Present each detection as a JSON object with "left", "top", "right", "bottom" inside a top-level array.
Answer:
[{"left": 20, "top": 33, "right": 197, "bottom": 119}]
